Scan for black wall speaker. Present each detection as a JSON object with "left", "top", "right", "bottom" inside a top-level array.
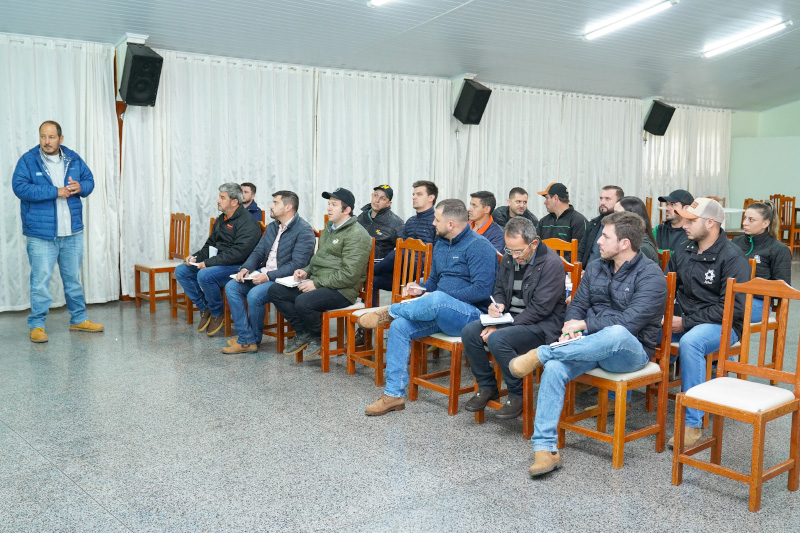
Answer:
[
  {"left": 119, "top": 44, "right": 163, "bottom": 107},
  {"left": 453, "top": 79, "right": 492, "bottom": 125},
  {"left": 644, "top": 100, "right": 675, "bottom": 136}
]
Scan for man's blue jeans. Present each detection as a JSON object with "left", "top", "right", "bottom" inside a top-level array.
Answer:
[
  {"left": 383, "top": 291, "right": 482, "bottom": 398},
  {"left": 532, "top": 325, "right": 650, "bottom": 452},
  {"left": 672, "top": 323, "right": 738, "bottom": 429},
  {"left": 174, "top": 263, "right": 241, "bottom": 316},
  {"left": 224, "top": 279, "right": 274, "bottom": 345},
  {"left": 26, "top": 235, "right": 88, "bottom": 329}
]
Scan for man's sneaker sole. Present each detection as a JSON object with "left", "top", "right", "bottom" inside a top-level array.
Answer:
[{"left": 283, "top": 341, "right": 309, "bottom": 356}]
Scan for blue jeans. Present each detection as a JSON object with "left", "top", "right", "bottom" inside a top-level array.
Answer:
[
  {"left": 750, "top": 297, "right": 764, "bottom": 322},
  {"left": 174, "top": 263, "right": 241, "bottom": 316},
  {"left": 532, "top": 325, "right": 649, "bottom": 452},
  {"left": 225, "top": 279, "right": 274, "bottom": 345},
  {"left": 26, "top": 235, "right": 88, "bottom": 329},
  {"left": 672, "top": 323, "right": 738, "bottom": 428},
  {"left": 383, "top": 291, "right": 482, "bottom": 398}
]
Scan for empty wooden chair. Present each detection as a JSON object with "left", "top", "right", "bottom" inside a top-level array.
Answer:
[
  {"left": 135, "top": 213, "right": 190, "bottom": 313},
  {"left": 542, "top": 238, "right": 578, "bottom": 262},
  {"left": 672, "top": 277, "right": 800, "bottom": 512}
]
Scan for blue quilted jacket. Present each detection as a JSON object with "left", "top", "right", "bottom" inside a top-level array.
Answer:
[{"left": 12, "top": 145, "right": 95, "bottom": 240}]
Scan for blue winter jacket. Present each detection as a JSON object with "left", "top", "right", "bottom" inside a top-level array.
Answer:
[
  {"left": 240, "top": 215, "right": 316, "bottom": 280},
  {"left": 12, "top": 145, "right": 95, "bottom": 240},
  {"left": 421, "top": 224, "right": 498, "bottom": 312}
]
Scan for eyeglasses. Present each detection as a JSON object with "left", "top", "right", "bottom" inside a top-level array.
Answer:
[{"left": 504, "top": 241, "right": 535, "bottom": 257}]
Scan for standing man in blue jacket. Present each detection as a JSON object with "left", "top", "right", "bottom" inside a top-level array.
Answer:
[
  {"left": 12, "top": 121, "right": 104, "bottom": 343},
  {"left": 222, "top": 191, "right": 315, "bottom": 354},
  {"left": 358, "top": 199, "right": 498, "bottom": 416}
]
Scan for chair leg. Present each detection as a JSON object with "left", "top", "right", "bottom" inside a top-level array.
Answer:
[
  {"left": 655, "top": 377, "right": 668, "bottom": 453},
  {"left": 557, "top": 381, "right": 574, "bottom": 449},
  {"left": 134, "top": 269, "right": 142, "bottom": 307},
  {"left": 409, "top": 342, "right": 420, "bottom": 402},
  {"left": 473, "top": 381, "right": 485, "bottom": 424},
  {"left": 320, "top": 316, "right": 331, "bottom": 373},
  {"left": 148, "top": 272, "right": 157, "bottom": 313},
  {"left": 789, "top": 408, "right": 800, "bottom": 492},
  {"left": 749, "top": 418, "right": 767, "bottom": 512},
  {"left": 169, "top": 276, "right": 178, "bottom": 319},
  {"left": 523, "top": 374, "right": 534, "bottom": 440},
  {"left": 672, "top": 394, "right": 686, "bottom": 486},
  {"left": 709, "top": 414, "right": 724, "bottom": 465},
  {"left": 375, "top": 327, "right": 385, "bottom": 387},
  {"left": 611, "top": 384, "right": 628, "bottom": 469},
  {"left": 448, "top": 346, "right": 463, "bottom": 415},
  {"left": 597, "top": 389, "right": 609, "bottom": 433},
  {"left": 346, "top": 320, "right": 356, "bottom": 376}
]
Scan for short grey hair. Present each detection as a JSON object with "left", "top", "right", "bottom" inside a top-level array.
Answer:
[
  {"left": 219, "top": 182, "right": 243, "bottom": 204},
  {"left": 504, "top": 217, "right": 537, "bottom": 244},
  {"left": 436, "top": 199, "right": 468, "bottom": 223}
]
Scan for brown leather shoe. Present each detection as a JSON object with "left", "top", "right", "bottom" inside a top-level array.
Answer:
[
  {"left": 30, "top": 328, "right": 48, "bottom": 343},
  {"left": 509, "top": 348, "right": 542, "bottom": 378},
  {"left": 206, "top": 315, "right": 224, "bottom": 336},
  {"left": 365, "top": 394, "right": 405, "bottom": 416},
  {"left": 668, "top": 427, "right": 702, "bottom": 448},
  {"left": 197, "top": 309, "right": 212, "bottom": 332},
  {"left": 358, "top": 307, "right": 393, "bottom": 329},
  {"left": 221, "top": 342, "right": 257, "bottom": 354},
  {"left": 70, "top": 320, "right": 104, "bottom": 332},
  {"left": 529, "top": 451, "right": 563, "bottom": 477}
]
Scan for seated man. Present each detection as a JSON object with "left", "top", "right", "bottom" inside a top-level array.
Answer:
[
  {"left": 654, "top": 189, "right": 694, "bottom": 252},
  {"left": 372, "top": 180, "right": 438, "bottom": 297},
  {"left": 268, "top": 188, "right": 372, "bottom": 357},
  {"left": 222, "top": 190, "right": 315, "bottom": 354},
  {"left": 357, "top": 184, "right": 405, "bottom": 305},
  {"left": 175, "top": 182, "right": 261, "bottom": 336},
  {"left": 468, "top": 190, "right": 505, "bottom": 253},
  {"left": 577, "top": 185, "right": 624, "bottom": 266},
  {"left": 536, "top": 182, "right": 587, "bottom": 262},
  {"left": 507, "top": 211, "right": 667, "bottom": 477},
  {"left": 358, "top": 199, "right": 498, "bottom": 416},
  {"left": 461, "top": 217, "right": 566, "bottom": 419},
  {"left": 667, "top": 198, "right": 751, "bottom": 447},
  {"left": 492, "top": 187, "right": 539, "bottom": 228},
  {"left": 240, "top": 182, "right": 262, "bottom": 221}
]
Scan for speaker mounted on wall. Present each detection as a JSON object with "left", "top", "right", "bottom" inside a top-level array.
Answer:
[
  {"left": 643, "top": 100, "right": 675, "bottom": 136},
  {"left": 453, "top": 79, "right": 492, "bottom": 125},
  {"left": 119, "top": 44, "right": 163, "bottom": 107}
]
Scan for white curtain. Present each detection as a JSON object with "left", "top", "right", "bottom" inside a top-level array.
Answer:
[
  {"left": 642, "top": 105, "right": 732, "bottom": 201},
  {"left": 315, "top": 70, "right": 451, "bottom": 226},
  {"left": 120, "top": 51, "right": 316, "bottom": 297},
  {"left": 0, "top": 34, "right": 119, "bottom": 312}
]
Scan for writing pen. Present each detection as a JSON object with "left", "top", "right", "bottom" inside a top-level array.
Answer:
[{"left": 561, "top": 329, "right": 586, "bottom": 337}]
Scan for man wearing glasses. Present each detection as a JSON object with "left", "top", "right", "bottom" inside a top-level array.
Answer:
[{"left": 460, "top": 218, "right": 566, "bottom": 419}]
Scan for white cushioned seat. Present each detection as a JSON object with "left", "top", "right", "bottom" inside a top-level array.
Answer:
[
  {"left": 135, "top": 259, "right": 182, "bottom": 269},
  {"left": 330, "top": 302, "right": 365, "bottom": 312},
  {"left": 685, "top": 377, "right": 796, "bottom": 413},
  {"left": 427, "top": 332, "right": 461, "bottom": 343},
  {"left": 351, "top": 306, "right": 381, "bottom": 317},
  {"left": 585, "top": 361, "right": 661, "bottom": 381}
]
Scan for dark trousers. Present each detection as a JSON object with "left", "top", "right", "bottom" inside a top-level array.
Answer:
[
  {"left": 268, "top": 283, "right": 351, "bottom": 338},
  {"left": 461, "top": 320, "right": 547, "bottom": 398}
]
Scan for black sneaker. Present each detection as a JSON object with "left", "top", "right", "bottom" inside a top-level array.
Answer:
[
  {"left": 354, "top": 326, "right": 365, "bottom": 347},
  {"left": 304, "top": 338, "right": 322, "bottom": 357},
  {"left": 464, "top": 389, "right": 500, "bottom": 412},
  {"left": 495, "top": 397, "right": 523, "bottom": 419},
  {"left": 283, "top": 335, "right": 310, "bottom": 355}
]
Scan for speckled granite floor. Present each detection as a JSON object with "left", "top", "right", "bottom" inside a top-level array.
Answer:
[{"left": 2, "top": 263, "right": 800, "bottom": 531}]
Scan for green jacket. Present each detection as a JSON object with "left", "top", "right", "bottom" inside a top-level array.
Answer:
[{"left": 305, "top": 216, "right": 373, "bottom": 303}]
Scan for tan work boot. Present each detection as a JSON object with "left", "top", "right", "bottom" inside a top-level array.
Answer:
[
  {"left": 529, "top": 451, "right": 563, "bottom": 477},
  {"left": 365, "top": 394, "right": 405, "bottom": 416},
  {"left": 509, "top": 348, "right": 542, "bottom": 378},
  {"left": 226, "top": 338, "right": 237, "bottom": 347},
  {"left": 70, "top": 320, "right": 104, "bottom": 332},
  {"left": 668, "top": 427, "right": 702, "bottom": 448},
  {"left": 30, "top": 328, "right": 48, "bottom": 343},
  {"left": 358, "top": 307, "right": 393, "bottom": 329},
  {"left": 221, "top": 342, "right": 257, "bottom": 354}
]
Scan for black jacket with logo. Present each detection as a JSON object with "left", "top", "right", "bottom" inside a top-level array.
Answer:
[
  {"left": 194, "top": 205, "right": 261, "bottom": 267},
  {"left": 667, "top": 231, "right": 751, "bottom": 338},
  {"left": 492, "top": 206, "right": 539, "bottom": 228},
  {"left": 357, "top": 204, "right": 405, "bottom": 260},
  {"left": 654, "top": 222, "right": 688, "bottom": 252},
  {"left": 536, "top": 205, "right": 587, "bottom": 262},
  {"left": 731, "top": 231, "right": 791, "bottom": 285}
]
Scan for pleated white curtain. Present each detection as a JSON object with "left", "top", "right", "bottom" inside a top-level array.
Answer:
[
  {"left": 119, "top": 51, "right": 316, "bottom": 297},
  {"left": 314, "top": 70, "right": 452, "bottom": 226},
  {"left": 0, "top": 34, "right": 119, "bottom": 312},
  {"left": 642, "top": 105, "right": 732, "bottom": 200}
]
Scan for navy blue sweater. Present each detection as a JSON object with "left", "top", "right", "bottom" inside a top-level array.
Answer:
[
  {"left": 421, "top": 225, "right": 498, "bottom": 312},
  {"left": 402, "top": 206, "right": 436, "bottom": 244}
]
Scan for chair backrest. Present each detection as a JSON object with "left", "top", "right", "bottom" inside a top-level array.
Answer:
[
  {"left": 717, "top": 277, "right": 800, "bottom": 392},
  {"left": 748, "top": 257, "right": 756, "bottom": 278},
  {"left": 259, "top": 221, "right": 267, "bottom": 237},
  {"left": 657, "top": 249, "right": 670, "bottom": 273},
  {"left": 561, "top": 257, "right": 583, "bottom": 297},
  {"left": 656, "top": 273, "right": 678, "bottom": 367},
  {"left": 168, "top": 213, "right": 191, "bottom": 260},
  {"left": 645, "top": 197, "right": 653, "bottom": 221},
  {"left": 260, "top": 210, "right": 266, "bottom": 223},
  {"left": 659, "top": 201, "right": 666, "bottom": 224},
  {"left": 358, "top": 239, "right": 377, "bottom": 307},
  {"left": 209, "top": 217, "right": 216, "bottom": 236},
  {"left": 543, "top": 238, "right": 578, "bottom": 261},
  {"left": 776, "top": 195, "right": 796, "bottom": 231},
  {"left": 390, "top": 238, "right": 434, "bottom": 304},
  {"left": 708, "top": 195, "right": 726, "bottom": 207}
]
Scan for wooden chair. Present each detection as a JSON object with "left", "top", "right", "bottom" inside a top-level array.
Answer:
[
  {"left": 481, "top": 258, "right": 583, "bottom": 439},
  {"left": 295, "top": 239, "right": 376, "bottom": 372},
  {"left": 672, "top": 277, "right": 800, "bottom": 512},
  {"left": 657, "top": 249, "right": 670, "bottom": 273},
  {"left": 775, "top": 195, "right": 799, "bottom": 254},
  {"left": 708, "top": 196, "right": 726, "bottom": 207},
  {"left": 169, "top": 216, "right": 218, "bottom": 325},
  {"left": 556, "top": 272, "right": 677, "bottom": 469},
  {"left": 645, "top": 258, "right": 757, "bottom": 427},
  {"left": 542, "top": 238, "right": 578, "bottom": 262},
  {"left": 645, "top": 197, "right": 653, "bottom": 221},
  {"left": 135, "top": 213, "right": 191, "bottom": 313},
  {"left": 346, "top": 238, "right": 433, "bottom": 386},
  {"left": 659, "top": 201, "right": 667, "bottom": 224}
]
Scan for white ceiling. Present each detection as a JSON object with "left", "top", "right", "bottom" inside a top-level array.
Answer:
[{"left": 5, "top": 0, "right": 800, "bottom": 111}]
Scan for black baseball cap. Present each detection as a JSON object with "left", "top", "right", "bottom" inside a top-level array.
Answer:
[
  {"left": 322, "top": 188, "right": 356, "bottom": 211},
  {"left": 373, "top": 184, "right": 393, "bottom": 200},
  {"left": 537, "top": 182, "right": 569, "bottom": 198},
  {"left": 658, "top": 189, "right": 694, "bottom": 205}
]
